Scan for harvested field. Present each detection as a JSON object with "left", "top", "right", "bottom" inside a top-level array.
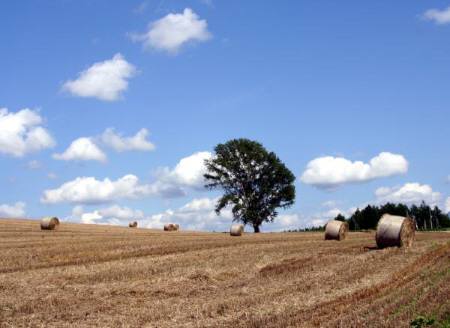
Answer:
[{"left": 0, "top": 219, "right": 449, "bottom": 328}]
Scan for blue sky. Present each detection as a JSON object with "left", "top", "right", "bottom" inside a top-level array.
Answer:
[{"left": 0, "top": 0, "right": 449, "bottom": 231}]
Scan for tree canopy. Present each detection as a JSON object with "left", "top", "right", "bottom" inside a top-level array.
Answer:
[{"left": 204, "top": 138, "right": 296, "bottom": 232}]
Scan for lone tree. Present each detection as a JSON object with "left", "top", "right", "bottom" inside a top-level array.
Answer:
[{"left": 204, "top": 138, "right": 296, "bottom": 233}]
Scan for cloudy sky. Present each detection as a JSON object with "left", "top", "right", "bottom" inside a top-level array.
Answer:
[{"left": 1, "top": 1, "right": 449, "bottom": 231}]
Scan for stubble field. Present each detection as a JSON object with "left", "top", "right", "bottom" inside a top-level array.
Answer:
[{"left": 0, "top": 219, "right": 449, "bottom": 327}]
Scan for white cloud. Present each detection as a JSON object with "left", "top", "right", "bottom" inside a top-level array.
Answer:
[
  {"left": 53, "top": 128, "right": 154, "bottom": 161},
  {"left": 0, "top": 108, "right": 55, "bottom": 157},
  {"left": 62, "top": 54, "right": 136, "bottom": 101},
  {"left": 131, "top": 8, "right": 211, "bottom": 54},
  {"left": 267, "top": 210, "right": 346, "bottom": 231},
  {"left": 308, "top": 207, "right": 352, "bottom": 228},
  {"left": 375, "top": 183, "right": 441, "bottom": 206},
  {"left": 70, "top": 205, "right": 145, "bottom": 225},
  {"left": 423, "top": 6, "right": 450, "bottom": 25},
  {"left": 68, "top": 198, "right": 231, "bottom": 231},
  {"left": 145, "top": 197, "right": 232, "bottom": 231},
  {"left": 445, "top": 197, "right": 450, "bottom": 213},
  {"left": 150, "top": 151, "right": 212, "bottom": 197},
  {"left": 47, "top": 172, "right": 58, "bottom": 180},
  {"left": 300, "top": 152, "right": 408, "bottom": 189},
  {"left": 101, "top": 128, "right": 155, "bottom": 152},
  {"left": 43, "top": 151, "right": 212, "bottom": 204},
  {"left": 53, "top": 137, "right": 107, "bottom": 162},
  {"left": 41, "top": 175, "right": 151, "bottom": 204},
  {"left": 0, "top": 202, "right": 26, "bottom": 218},
  {"left": 157, "top": 151, "right": 212, "bottom": 188},
  {"left": 274, "top": 213, "right": 304, "bottom": 230}
]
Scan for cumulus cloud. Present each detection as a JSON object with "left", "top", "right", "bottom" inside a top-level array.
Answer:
[
  {"left": 101, "top": 128, "right": 155, "bottom": 152},
  {"left": 423, "top": 6, "right": 450, "bottom": 25},
  {"left": 41, "top": 175, "right": 151, "bottom": 204},
  {"left": 300, "top": 152, "right": 408, "bottom": 189},
  {"left": 148, "top": 151, "right": 212, "bottom": 197},
  {"left": 446, "top": 197, "right": 450, "bottom": 213},
  {"left": 145, "top": 197, "right": 232, "bottom": 231},
  {"left": 0, "top": 108, "right": 55, "bottom": 157},
  {"left": 53, "top": 137, "right": 107, "bottom": 162},
  {"left": 131, "top": 8, "right": 211, "bottom": 53},
  {"left": 375, "top": 183, "right": 441, "bottom": 206},
  {"left": 156, "top": 151, "right": 212, "bottom": 189},
  {"left": 43, "top": 151, "right": 212, "bottom": 204},
  {"left": 273, "top": 213, "right": 305, "bottom": 230},
  {"left": 0, "top": 202, "right": 26, "bottom": 218},
  {"left": 305, "top": 207, "right": 356, "bottom": 228},
  {"left": 62, "top": 54, "right": 136, "bottom": 101},
  {"left": 54, "top": 128, "right": 155, "bottom": 161},
  {"left": 70, "top": 205, "right": 145, "bottom": 225}
]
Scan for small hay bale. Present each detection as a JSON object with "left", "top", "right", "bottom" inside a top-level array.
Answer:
[
  {"left": 230, "top": 224, "right": 244, "bottom": 236},
  {"left": 164, "top": 223, "right": 179, "bottom": 231},
  {"left": 324, "top": 220, "right": 348, "bottom": 241},
  {"left": 40, "top": 217, "right": 60, "bottom": 230},
  {"left": 129, "top": 221, "right": 138, "bottom": 228},
  {"left": 376, "top": 214, "right": 415, "bottom": 248}
]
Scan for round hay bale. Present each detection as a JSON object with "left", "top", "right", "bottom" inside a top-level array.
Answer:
[
  {"left": 230, "top": 224, "right": 244, "bottom": 236},
  {"left": 129, "top": 221, "right": 138, "bottom": 228},
  {"left": 164, "top": 223, "right": 179, "bottom": 231},
  {"left": 40, "top": 217, "right": 60, "bottom": 230},
  {"left": 376, "top": 214, "right": 415, "bottom": 248},
  {"left": 325, "top": 220, "right": 348, "bottom": 241}
]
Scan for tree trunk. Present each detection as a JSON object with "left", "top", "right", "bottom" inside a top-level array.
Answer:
[{"left": 253, "top": 224, "right": 260, "bottom": 233}]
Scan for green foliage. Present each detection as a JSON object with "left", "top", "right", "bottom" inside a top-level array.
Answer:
[
  {"left": 204, "top": 138, "right": 296, "bottom": 233},
  {"left": 439, "top": 317, "right": 450, "bottom": 328},
  {"left": 410, "top": 315, "right": 435, "bottom": 328},
  {"left": 334, "top": 214, "right": 346, "bottom": 222},
  {"left": 343, "top": 202, "right": 450, "bottom": 231}
]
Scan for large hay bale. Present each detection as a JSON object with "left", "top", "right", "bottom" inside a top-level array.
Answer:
[
  {"left": 164, "top": 223, "right": 179, "bottom": 231},
  {"left": 230, "top": 224, "right": 244, "bottom": 236},
  {"left": 376, "top": 214, "right": 415, "bottom": 248},
  {"left": 324, "top": 220, "right": 348, "bottom": 241},
  {"left": 129, "top": 221, "right": 138, "bottom": 228},
  {"left": 40, "top": 217, "right": 60, "bottom": 230}
]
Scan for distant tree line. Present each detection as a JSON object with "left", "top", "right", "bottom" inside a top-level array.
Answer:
[
  {"left": 284, "top": 202, "right": 450, "bottom": 233},
  {"left": 335, "top": 202, "right": 450, "bottom": 231},
  {"left": 285, "top": 226, "right": 325, "bottom": 233}
]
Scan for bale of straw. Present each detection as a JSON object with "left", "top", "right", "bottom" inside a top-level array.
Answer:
[
  {"left": 230, "top": 224, "right": 244, "bottom": 236},
  {"left": 40, "top": 217, "right": 60, "bottom": 230},
  {"left": 376, "top": 214, "right": 415, "bottom": 248},
  {"left": 129, "top": 221, "right": 138, "bottom": 228},
  {"left": 164, "top": 223, "right": 179, "bottom": 231},
  {"left": 324, "top": 220, "right": 348, "bottom": 241}
]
